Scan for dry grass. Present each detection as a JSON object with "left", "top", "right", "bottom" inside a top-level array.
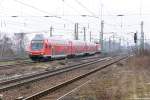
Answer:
[{"left": 62, "top": 55, "right": 150, "bottom": 100}]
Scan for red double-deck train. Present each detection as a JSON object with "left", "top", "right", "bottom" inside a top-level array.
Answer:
[{"left": 28, "top": 34, "right": 101, "bottom": 61}]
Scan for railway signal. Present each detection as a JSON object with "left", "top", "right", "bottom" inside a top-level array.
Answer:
[{"left": 134, "top": 32, "right": 137, "bottom": 43}]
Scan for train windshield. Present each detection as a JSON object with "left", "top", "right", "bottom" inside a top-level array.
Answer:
[{"left": 31, "top": 40, "right": 43, "bottom": 50}]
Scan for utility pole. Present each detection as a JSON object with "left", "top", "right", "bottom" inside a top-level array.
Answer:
[
  {"left": 50, "top": 26, "right": 53, "bottom": 37},
  {"left": 83, "top": 27, "right": 86, "bottom": 41},
  {"left": 14, "top": 33, "right": 26, "bottom": 57},
  {"left": 1, "top": 35, "right": 6, "bottom": 57},
  {"left": 100, "top": 20, "right": 104, "bottom": 51},
  {"left": 117, "top": 14, "right": 124, "bottom": 34},
  {"left": 90, "top": 31, "right": 91, "bottom": 42},
  {"left": 119, "top": 38, "right": 121, "bottom": 52},
  {"left": 111, "top": 34, "right": 115, "bottom": 52},
  {"left": 62, "top": 0, "right": 64, "bottom": 16},
  {"left": 74, "top": 23, "right": 79, "bottom": 40},
  {"left": 140, "top": 21, "right": 144, "bottom": 52},
  {"left": 74, "top": 23, "right": 76, "bottom": 40},
  {"left": 76, "top": 23, "right": 78, "bottom": 40},
  {"left": 109, "top": 38, "right": 111, "bottom": 52}
]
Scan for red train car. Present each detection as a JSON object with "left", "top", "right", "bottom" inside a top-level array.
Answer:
[{"left": 28, "top": 34, "right": 101, "bottom": 61}]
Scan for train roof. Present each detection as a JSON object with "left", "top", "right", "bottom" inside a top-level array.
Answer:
[
  {"left": 32, "top": 34, "right": 46, "bottom": 41},
  {"left": 32, "top": 34, "right": 98, "bottom": 45},
  {"left": 32, "top": 34, "right": 69, "bottom": 41}
]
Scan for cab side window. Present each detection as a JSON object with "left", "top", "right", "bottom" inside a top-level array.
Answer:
[
  {"left": 45, "top": 44, "right": 48, "bottom": 48},
  {"left": 49, "top": 45, "right": 51, "bottom": 48}
]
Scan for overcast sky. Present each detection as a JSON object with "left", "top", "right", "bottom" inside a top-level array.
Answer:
[{"left": 0, "top": 0, "right": 150, "bottom": 43}]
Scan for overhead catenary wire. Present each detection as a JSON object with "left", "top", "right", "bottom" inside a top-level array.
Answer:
[
  {"left": 0, "top": 16, "right": 105, "bottom": 35},
  {"left": 74, "top": 0, "right": 96, "bottom": 16},
  {"left": 0, "top": 0, "right": 4, "bottom": 6},
  {"left": 5, "top": 20, "right": 75, "bottom": 31},
  {"left": 2, "top": 0, "right": 142, "bottom": 36},
  {"left": 14, "top": 0, "right": 74, "bottom": 24},
  {"left": 2, "top": 24, "right": 75, "bottom": 34},
  {"left": 0, "top": 7, "right": 67, "bottom": 25},
  {"left": 0, "top": 8, "right": 56, "bottom": 25},
  {"left": 0, "top": 16, "right": 78, "bottom": 34},
  {"left": 0, "top": 15, "right": 73, "bottom": 31},
  {"left": 63, "top": 0, "right": 81, "bottom": 15},
  {"left": 14, "top": 0, "right": 54, "bottom": 15}
]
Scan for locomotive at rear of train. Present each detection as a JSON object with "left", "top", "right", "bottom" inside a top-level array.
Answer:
[{"left": 28, "top": 34, "right": 101, "bottom": 61}]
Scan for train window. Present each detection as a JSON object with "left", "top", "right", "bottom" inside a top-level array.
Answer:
[
  {"left": 31, "top": 40, "right": 43, "bottom": 50},
  {"left": 45, "top": 44, "right": 48, "bottom": 48}
]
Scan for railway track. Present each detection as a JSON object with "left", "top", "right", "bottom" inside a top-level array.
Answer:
[
  {"left": 0, "top": 57, "right": 29, "bottom": 62},
  {"left": 0, "top": 56, "right": 111, "bottom": 92},
  {"left": 19, "top": 55, "right": 128, "bottom": 100},
  {"left": 0, "top": 61, "right": 35, "bottom": 70},
  {"left": 0, "top": 54, "right": 106, "bottom": 82},
  {"left": 0, "top": 54, "right": 104, "bottom": 70}
]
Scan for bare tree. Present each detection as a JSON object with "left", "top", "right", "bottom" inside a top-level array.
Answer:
[
  {"left": 0, "top": 34, "right": 15, "bottom": 58},
  {"left": 13, "top": 33, "right": 29, "bottom": 58}
]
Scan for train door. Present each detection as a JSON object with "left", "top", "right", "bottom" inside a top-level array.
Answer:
[
  {"left": 68, "top": 41, "right": 72, "bottom": 55},
  {"left": 44, "top": 41, "right": 50, "bottom": 56},
  {"left": 51, "top": 44, "right": 55, "bottom": 57}
]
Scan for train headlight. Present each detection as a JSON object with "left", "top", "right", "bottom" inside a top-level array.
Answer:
[{"left": 41, "top": 53, "right": 44, "bottom": 55}]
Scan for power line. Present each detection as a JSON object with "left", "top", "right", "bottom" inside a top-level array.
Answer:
[
  {"left": 14, "top": 0, "right": 74, "bottom": 24},
  {"left": 75, "top": 0, "right": 96, "bottom": 16},
  {"left": 2, "top": 24, "right": 75, "bottom": 33},
  {"left": 0, "top": 17, "right": 76, "bottom": 33},
  {"left": 0, "top": 0, "right": 5, "bottom": 6},
  {"left": 63, "top": 1, "right": 81, "bottom": 15},
  {"left": 14, "top": 0, "right": 53, "bottom": 15}
]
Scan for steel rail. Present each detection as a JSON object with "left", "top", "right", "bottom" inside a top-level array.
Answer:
[
  {"left": 0, "top": 61, "right": 35, "bottom": 70},
  {"left": 0, "top": 54, "right": 103, "bottom": 70},
  {"left": 21, "top": 55, "right": 127, "bottom": 100},
  {"left": 0, "top": 57, "right": 29, "bottom": 62},
  {"left": 0, "top": 57, "right": 111, "bottom": 92},
  {"left": 0, "top": 55, "right": 107, "bottom": 85}
]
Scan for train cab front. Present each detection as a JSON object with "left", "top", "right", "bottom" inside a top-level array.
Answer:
[{"left": 29, "top": 40, "right": 45, "bottom": 61}]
